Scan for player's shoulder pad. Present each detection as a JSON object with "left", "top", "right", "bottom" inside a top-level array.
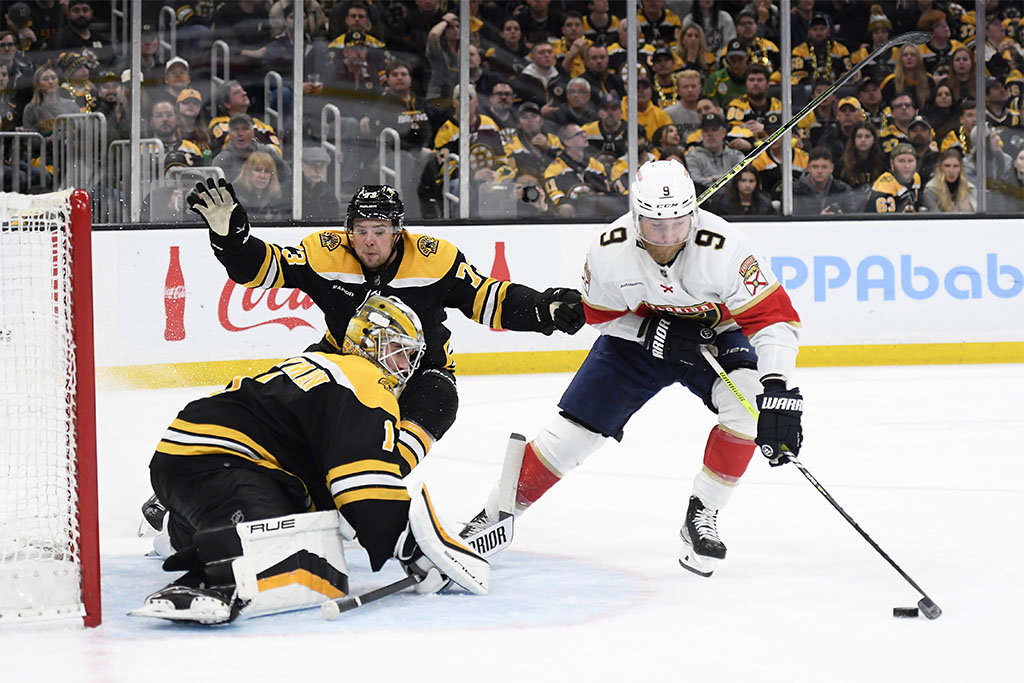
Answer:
[
  {"left": 395, "top": 232, "right": 460, "bottom": 280},
  {"left": 301, "top": 230, "right": 363, "bottom": 276},
  {"left": 305, "top": 352, "right": 400, "bottom": 418}
]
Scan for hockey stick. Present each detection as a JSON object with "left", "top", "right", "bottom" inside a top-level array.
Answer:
[
  {"left": 320, "top": 574, "right": 420, "bottom": 620},
  {"left": 695, "top": 30, "right": 932, "bottom": 206},
  {"left": 698, "top": 346, "right": 942, "bottom": 620}
]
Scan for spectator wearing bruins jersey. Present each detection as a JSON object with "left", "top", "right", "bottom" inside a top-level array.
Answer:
[
  {"left": 544, "top": 123, "right": 612, "bottom": 216},
  {"left": 917, "top": 10, "right": 966, "bottom": 78},
  {"left": 190, "top": 181, "right": 585, "bottom": 484},
  {"left": 721, "top": 9, "right": 781, "bottom": 82},
  {"left": 141, "top": 295, "right": 454, "bottom": 622},
  {"left": 505, "top": 101, "right": 563, "bottom": 178},
  {"left": 791, "top": 12, "right": 851, "bottom": 85},
  {"left": 582, "top": 3, "right": 619, "bottom": 46},
  {"left": 553, "top": 11, "right": 592, "bottom": 79},
  {"left": 640, "top": 0, "right": 684, "bottom": 48},
  {"left": 209, "top": 80, "right": 281, "bottom": 156},
  {"left": 584, "top": 92, "right": 627, "bottom": 169},
  {"left": 751, "top": 113, "right": 809, "bottom": 203},
  {"left": 426, "top": 84, "right": 514, "bottom": 211},
  {"left": 878, "top": 92, "right": 918, "bottom": 156},
  {"left": 724, "top": 65, "right": 778, "bottom": 150},
  {"left": 866, "top": 143, "right": 922, "bottom": 213}
]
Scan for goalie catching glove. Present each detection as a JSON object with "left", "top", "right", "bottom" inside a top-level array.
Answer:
[
  {"left": 755, "top": 378, "right": 804, "bottom": 466},
  {"left": 535, "top": 287, "right": 585, "bottom": 335},
  {"left": 394, "top": 482, "right": 490, "bottom": 595},
  {"left": 187, "top": 178, "right": 251, "bottom": 252},
  {"left": 640, "top": 315, "right": 716, "bottom": 365}
]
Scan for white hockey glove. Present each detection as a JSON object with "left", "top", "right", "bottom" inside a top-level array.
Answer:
[{"left": 187, "top": 178, "right": 250, "bottom": 251}]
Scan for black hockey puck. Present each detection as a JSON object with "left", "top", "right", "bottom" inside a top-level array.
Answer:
[{"left": 893, "top": 607, "right": 919, "bottom": 618}]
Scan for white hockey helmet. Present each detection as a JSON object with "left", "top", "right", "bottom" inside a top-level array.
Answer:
[{"left": 630, "top": 159, "right": 697, "bottom": 245}]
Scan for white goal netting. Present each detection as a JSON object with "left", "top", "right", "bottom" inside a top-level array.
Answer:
[{"left": 0, "top": 190, "right": 93, "bottom": 623}]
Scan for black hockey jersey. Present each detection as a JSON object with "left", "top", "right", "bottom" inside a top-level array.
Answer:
[
  {"left": 151, "top": 352, "right": 407, "bottom": 570},
  {"left": 214, "top": 229, "right": 548, "bottom": 372}
]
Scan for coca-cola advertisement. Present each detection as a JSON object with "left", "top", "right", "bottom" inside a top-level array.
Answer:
[{"left": 89, "top": 224, "right": 596, "bottom": 386}]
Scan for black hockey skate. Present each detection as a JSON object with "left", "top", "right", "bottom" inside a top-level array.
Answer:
[
  {"left": 459, "top": 509, "right": 496, "bottom": 539},
  {"left": 129, "top": 574, "right": 248, "bottom": 625},
  {"left": 679, "top": 496, "right": 726, "bottom": 577}
]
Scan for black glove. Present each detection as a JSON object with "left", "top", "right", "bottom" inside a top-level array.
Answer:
[
  {"left": 639, "top": 316, "right": 716, "bottom": 365},
  {"left": 187, "top": 178, "right": 250, "bottom": 252},
  {"left": 394, "top": 522, "right": 449, "bottom": 594},
  {"left": 536, "top": 287, "right": 585, "bottom": 335},
  {"left": 755, "top": 379, "right": 803, "bottom": 466}
]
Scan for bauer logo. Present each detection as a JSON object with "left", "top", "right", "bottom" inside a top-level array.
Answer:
[
  {"left": 218, "top": 279, "right": 320, "bottom": 332},
  {"left": 770, "top": 253, "right": 1023, "bottom": 302}
]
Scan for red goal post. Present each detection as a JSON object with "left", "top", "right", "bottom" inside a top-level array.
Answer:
[{"left": 0, "top": 189, "right": 100, "bottom": 627}]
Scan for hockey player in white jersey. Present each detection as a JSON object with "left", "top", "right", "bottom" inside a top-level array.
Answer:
[{"left": 463, "top": 159, "right": 803, "bottom": 576}]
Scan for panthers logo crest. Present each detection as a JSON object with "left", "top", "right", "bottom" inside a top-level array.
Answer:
[{"left": 417, "top": 236, "right": 439, "bottom": 257}]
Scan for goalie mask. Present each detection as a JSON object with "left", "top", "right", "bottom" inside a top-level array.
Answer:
[
  {"left": 343, "top": 295, "right": 425, "bottom": 393},
  {"left": 630, "top": 159, "right": 697, "bottom": 248},
  {"left": 346, "top": 185, "right": 404, "bottom": 233}
]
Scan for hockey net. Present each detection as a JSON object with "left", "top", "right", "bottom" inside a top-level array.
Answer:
[{"left": 0, "top": 189, "right": 100, "bottom": 626}]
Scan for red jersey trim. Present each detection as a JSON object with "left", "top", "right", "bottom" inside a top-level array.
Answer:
[{"left": 733, "top": 286, "right": 801, "bottom": 336}]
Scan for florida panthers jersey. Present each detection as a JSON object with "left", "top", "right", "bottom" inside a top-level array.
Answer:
[{"left": 580, "top": 209, "right": 801, "bottom": 381}]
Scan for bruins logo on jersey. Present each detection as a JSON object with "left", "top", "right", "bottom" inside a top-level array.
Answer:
[
  {"left": 320, "top": 232, "right": 343, "bottom": 251},
  {"left": 417, "top": 236, "right": 439, "bottom": 257},
  {"left": 470, "top": 142, "right": 496, "bottom": 168}
]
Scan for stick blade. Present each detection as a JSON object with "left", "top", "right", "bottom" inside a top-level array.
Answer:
[
  {"left": 896, "top": 30, "right": 932, "bottom": 46},
  {"left": 918, "top": 597, "right": 942, "bottom": 620}
]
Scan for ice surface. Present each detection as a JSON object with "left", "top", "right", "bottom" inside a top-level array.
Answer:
[{"left": 4, "top": 364, "right": 1022, "bottom": 682}]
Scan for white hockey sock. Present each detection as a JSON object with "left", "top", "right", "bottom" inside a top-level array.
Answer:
[{"left": 691, "top": 468, "right": 737, "bottom": 512}]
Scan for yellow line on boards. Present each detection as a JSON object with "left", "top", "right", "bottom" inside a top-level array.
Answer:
[{"left": 97, "top": 343, "right": 1024, "bottom": 390}]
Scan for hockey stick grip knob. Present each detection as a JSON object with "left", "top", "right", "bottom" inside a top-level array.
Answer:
[{"left": 918, "top": 597, "right": 942, "bottom": 620}]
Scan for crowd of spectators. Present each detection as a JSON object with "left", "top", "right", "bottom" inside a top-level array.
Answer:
[{"left": 1, "top": 0, "right": 1022, "bottom": 222}]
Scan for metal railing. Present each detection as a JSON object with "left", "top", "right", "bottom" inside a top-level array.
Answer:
[
  {"left": 264, "top": 71, "right": 284, "bottom": 138},
  {"left": 0, "top": 132, "right": 48, "bottom": 194},
  {"left": 378, "top": 127, "right": 400, "bottom": 187},
  {"left": 441, "top": 153, "right": 459, "bottom": 220},
  {"left": 158, "top": 5, "right": 177, "bottom": 63},
  {"left": 53, "top": 113, "right": 106, "bottom": 222},
  {"left": 320, "top": 103, "right": 343, "bottom": 203},
  {"left": 210, "top": 40, "right": 230, "bottom": 119},
  {"left": 111, "top": 0, "right": 129, "bottom": 56},
  {"left": 106, "top": 139, "right": 164, "bottom": 223}
]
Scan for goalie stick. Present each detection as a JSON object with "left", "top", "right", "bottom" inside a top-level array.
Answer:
[
  {"left": 698, "top": 346, "right": 942, "bottom": 620},
  {"left": 321, "top": 575, "right": 420, "bottom": 620},
  {"left": 695, "top": 30, "right": 932, "bottom": 207},
  {"left": 461, "top": 433, "right": 527, "bottom": 557}
]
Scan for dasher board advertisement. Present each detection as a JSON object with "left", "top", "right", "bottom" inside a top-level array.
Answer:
[{"left": 92, "top": 217, "right": 1023, "bottom": 388}]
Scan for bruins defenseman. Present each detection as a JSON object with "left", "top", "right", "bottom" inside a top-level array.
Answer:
[
  {"left": 131, "top": 295, "right": 488, "bottom": 624},
  {"left": 190, "top": 180, "right": 585, "bottom": 470},
  {"left": 463, "top": 159, "right": 804, "bottom": 577}
]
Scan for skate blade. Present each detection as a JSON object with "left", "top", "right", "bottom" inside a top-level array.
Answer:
[
  {"left": 678, "top": 529, "right": 719, "bottom": 577},
  {"left": 129, "top": 596, "right": 232, "bottom": 624}
]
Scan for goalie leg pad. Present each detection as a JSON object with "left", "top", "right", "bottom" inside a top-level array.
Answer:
[
  {"left": 409, "top": 483, "right": 490, "bottom": 595},
  {"left": 231, "top": 510, "right": 350, "bottom": 618}
]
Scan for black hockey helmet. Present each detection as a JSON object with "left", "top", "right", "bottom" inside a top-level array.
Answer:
[{"left": 346, "top": 185, "right": 404, "bottom": 233}]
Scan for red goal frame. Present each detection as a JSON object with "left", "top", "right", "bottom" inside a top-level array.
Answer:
[{"left": 69, "top": 189, "right": 100, "bottom": 627}]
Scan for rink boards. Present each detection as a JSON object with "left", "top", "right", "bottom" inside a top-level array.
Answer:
[{"left": 91, "top": 216, "right": 1024, "bottom": 389}]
